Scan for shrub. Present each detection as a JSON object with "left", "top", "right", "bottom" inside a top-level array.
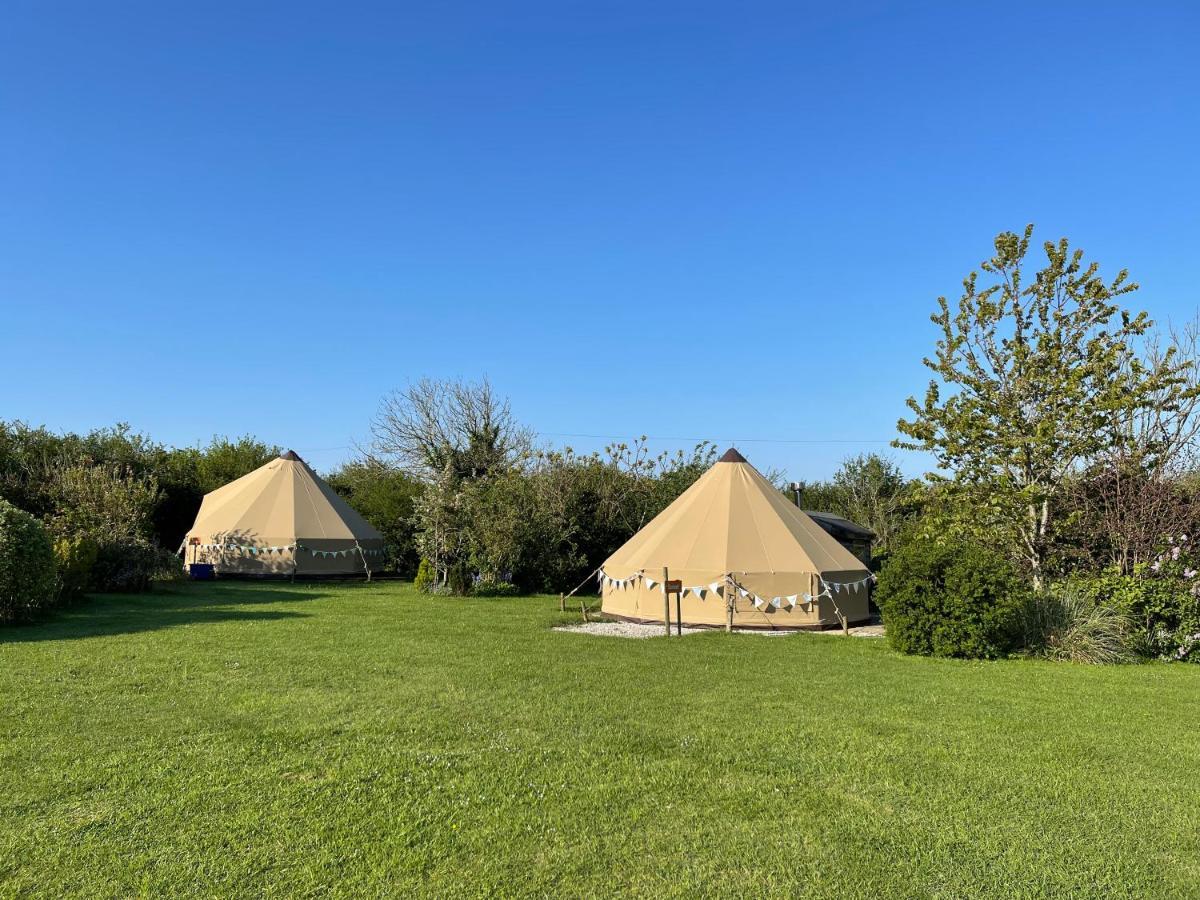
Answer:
[
  {"left": 91, "top": 540, "right": 180, "bottom": 593},
  {"left": 414, "top": 558, "right": 436, "bottom": 593},
  {"left": 876, "top": 535, "right": 1029, "bottom": 659},
  {"left": 471, "top": 577, "right": 520, "bottom": 597},
  {"left": 0, "top": 498, "right": 57, "bottom": 624},
  {"left": 1025, "top": 587, "right": 1135, "bottom": 664},
  {"left": 53, "top": 534, "right": 99, "bottom": 603}
]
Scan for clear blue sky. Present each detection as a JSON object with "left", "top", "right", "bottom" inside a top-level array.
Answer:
[{"left": 3, "top": 1, "right": 1198, "bottom": 478}]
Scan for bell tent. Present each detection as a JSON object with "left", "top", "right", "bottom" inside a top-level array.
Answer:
[
  {"left": 600, "top": 448, "right": 872, "bottom": 629},
  {"left": 182, "top": 451, "right": 384, "bottom": 576}
]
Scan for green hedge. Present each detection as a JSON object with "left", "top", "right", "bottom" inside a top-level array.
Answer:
[
  {"left": 0, "top": 499, "right": 57, "bottom": 624},
  {"left": 877, "top": 535, "right": 1029, "bottom": 659}
]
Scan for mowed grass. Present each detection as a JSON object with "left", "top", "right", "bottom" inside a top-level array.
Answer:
[{"left": 1, "top": 582, "right": 1198, "bottom": 898}]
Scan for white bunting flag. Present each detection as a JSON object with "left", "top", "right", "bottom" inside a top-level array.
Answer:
[
  {"left": 695, "top": 588, "right": 706, "bottom": 600},
  {"left": 787, "top": 594, "right": 798, "bottom": 607},
  {"left": 770, "top": 597, "right": 782, "bottom": 609},
  {"left": 752, "top": 596, "right": 763, "bottom": 608},
  {"left": 644, "top": 578, "right": 657, "bottom": 589},
  {"left": 709, "top": 581, "right": 722, "bottom": 593}
]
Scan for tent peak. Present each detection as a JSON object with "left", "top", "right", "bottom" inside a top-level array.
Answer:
[
  {"left": 718, "top": 447, "right": 748, "bottom": 464},
  {"left": 281, "top": 450, "right": 303, "bottom": 462}
]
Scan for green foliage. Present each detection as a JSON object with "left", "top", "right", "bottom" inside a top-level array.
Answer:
[
  {"left": 877, "top": 533, "right": 1029, "bottom": 659},
  {"left": 896, "top": 226, "right": 1198, "bottom": 585},
  {"left": 45, "top": 461, "right": 160, "bottom": 542},
  {"left": 1062, "top": 539, "right": 1200, "bottom": 661},
  {"left": 92, "top": 541, "right": 181, "bottom": 593},
  {"left": 0, "top": 422, "right": 280, "bottom": 552},
  {"left": 53, "top": 534, "right": 99, "bottom": 603},
  {"left": 41, "top": 460, "right": 167, "bottom": 593},
  {"left": 326, "top": 461, "right": 423, "bottom": 577},
  {"left": 0, "top": 498, "right": 57, "bottom": 624},
  {"left": 413, "top": 558, "right": 436, "bottom": 593},
  {"left": 1025, "top": 587, "right": 1135, "bottom": 664},
  {"left": 470, "top": 577, "right": 520, "bottom": 597},
  {"left": 793, "top": 453, "right": 920, "bottom": 555}
]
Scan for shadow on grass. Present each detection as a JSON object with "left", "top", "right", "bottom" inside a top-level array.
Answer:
[{"left": 0, "top": 582, "right": 324, "bottom": 644}]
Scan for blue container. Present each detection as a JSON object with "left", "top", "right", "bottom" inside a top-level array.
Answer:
[{"left": 189, "top": 563, "right": 215, "bottom": 580}]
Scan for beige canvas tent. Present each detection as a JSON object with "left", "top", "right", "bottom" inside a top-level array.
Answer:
[
  {"left": 601, "top": 448, "right": 872, "bottom": 629},
  {"left": 182, "top": 451, "right": 384, "bottom": 576}
]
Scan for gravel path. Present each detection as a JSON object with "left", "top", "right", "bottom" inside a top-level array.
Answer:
[
  {"left": 553, "top": 622, "right": 705, "bottom": 638},
  {"left": 553, "top": 621, "right": 886, "bottom": 639}
]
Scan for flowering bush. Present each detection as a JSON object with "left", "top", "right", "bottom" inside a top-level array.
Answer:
[
  {"left": 1141, "top": 534, "right": 1200, "bottom": 661},
  {"left": 1071, "top": 535, "right": 1200, "bottom": 662}
]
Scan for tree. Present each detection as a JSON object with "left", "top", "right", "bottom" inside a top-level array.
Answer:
[
  {"left": 370, "top": 378, "right": 533, "bottom": 589},
  {"left": 896, "top": 226, "right": 1197, "bottom": 588},
  {"left": 369, "top": 377, "right": 532, "bottom": 480},
  {"left": 832, "top": 454, "right": 912, "bottom": 554}
]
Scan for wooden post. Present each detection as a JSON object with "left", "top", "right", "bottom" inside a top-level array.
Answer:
[
  {"left": 662, "top": 566, "right": 671, "bottom": 637},
  {"left": 559, "top": 592, "right": 565, "bottom": 613},
  {"left": 580, "top": 599, "right": 589, "bottom": 623}
]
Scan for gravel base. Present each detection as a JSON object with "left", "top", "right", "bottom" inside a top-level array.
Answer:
[
  {"left": 553, "top": 622, "right": 705, "bottom": 638},
  {"left": 554, "top": 621, "right": 886, "bottom": 639},
  {"left": 813, "top": 624, "right": 886, "bottom": 638}
]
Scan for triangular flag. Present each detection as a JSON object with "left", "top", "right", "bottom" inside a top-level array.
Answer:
[
  {"left": 802, "top": 593, "right": 812, "bottom": 602},
  {"left": 696, "top": 588, "right": 706, "bottom": 600},
  {"left": 752, "top": 596, "right": 763, "bottom": 608},
  {"left": 644, "top": 578, "right": 657, "bottom": 589},
  {"left": 709, "top": 581, "right": 721, "bottom": 593},
  {"left": 787, "top": 595, "right": 798, "bottom": 607},
  {"left": 739, "top": 588, "right": 749, "bottom": 598},
  {"left": 770, "top": 597, "right": 782, "bottom": 609}
]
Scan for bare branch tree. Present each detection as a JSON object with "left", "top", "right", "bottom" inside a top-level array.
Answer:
[{"left": 370, "top": 377, "right": 533, "bottom": 480}]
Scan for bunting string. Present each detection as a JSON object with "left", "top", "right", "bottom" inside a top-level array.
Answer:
[
  {"left": 595, "top": 568, "right": 876, "bottom": 614},
  {"left": 195, "top": 542, "right": 385, "bottom": 558}
]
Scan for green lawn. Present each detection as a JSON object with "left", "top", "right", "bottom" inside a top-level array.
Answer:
[{"left": 1, "top": 581, "right": 1198, "bottom": 898}]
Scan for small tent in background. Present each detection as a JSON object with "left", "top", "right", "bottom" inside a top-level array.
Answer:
[
  {"left": 600, "top": 448, "right": 872, "bottom": 629},
  {"left": 182, "top": 451, "right": 384, "bottom": 576}
]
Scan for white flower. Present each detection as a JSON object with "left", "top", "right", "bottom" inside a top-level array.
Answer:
[{"left": 1185, "top": 569, "right": 1196, "bottom": 579}]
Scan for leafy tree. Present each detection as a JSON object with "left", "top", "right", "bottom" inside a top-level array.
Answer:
[
  {"left": 790, "top": 454, "right": 917, "bottom": 556},
  {"left": 831, "top": 454, "right": 912, "bottom": 554},
  {"left": 191, "top": 436, "right": 281, "bottom": 494},
  {"left": 896, "top": 226, "right": 1197, "bottom": 588}
]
